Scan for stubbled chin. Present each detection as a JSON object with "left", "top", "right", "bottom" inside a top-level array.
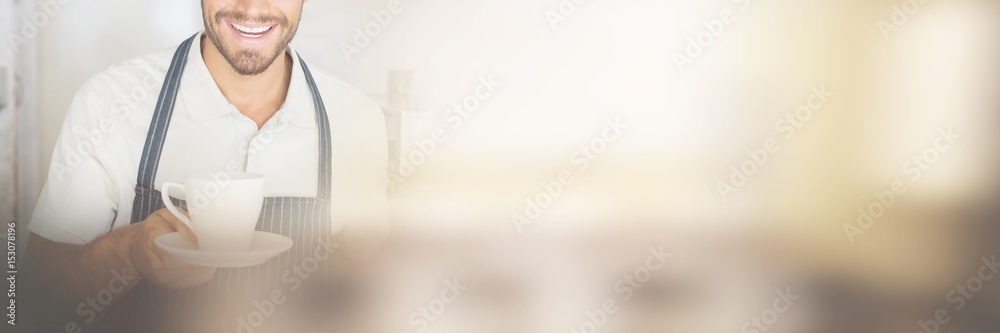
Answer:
[{"left": 225, "top": 44, "right": 282, "bottom": 75}]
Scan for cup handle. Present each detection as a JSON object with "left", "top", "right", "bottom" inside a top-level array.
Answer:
[{"left": 160, "top": 182, "right": 196, "bottom": 233}]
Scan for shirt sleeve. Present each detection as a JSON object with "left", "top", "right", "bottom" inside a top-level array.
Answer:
[{"left": 29, "top": 78, "right": 120, "bottom": 245}]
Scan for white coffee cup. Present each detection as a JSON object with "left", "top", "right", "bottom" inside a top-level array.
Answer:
[{"left": 161, "top": 172, "right": 264, "bottom": 252}]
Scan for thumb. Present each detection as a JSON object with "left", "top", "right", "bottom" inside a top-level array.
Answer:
[{"left": 157, "top": 208, "right": 198, "bottom": 242}]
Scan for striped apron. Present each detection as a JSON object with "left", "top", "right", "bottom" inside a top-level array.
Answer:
[{"left": 104, "top": 34, "right": 338, "bottom": 333}]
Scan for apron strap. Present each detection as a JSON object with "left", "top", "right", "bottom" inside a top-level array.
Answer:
[
  {"left": 133, "top": 34, "right": 333, "bottom": 200},
  {"left": 297, "top": 55, "right": 333, "bottom": 200},
  {"left": 135, "top": 33, "right": 198, "bottom": 190}
]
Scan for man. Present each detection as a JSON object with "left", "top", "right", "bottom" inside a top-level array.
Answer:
[{"left": 25, "top": 1, "right": 388, "bottom": 332}]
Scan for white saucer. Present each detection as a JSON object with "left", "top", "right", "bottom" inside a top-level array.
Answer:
[{"left": 155, "top": 231, "right": 294, "bottom": 268}]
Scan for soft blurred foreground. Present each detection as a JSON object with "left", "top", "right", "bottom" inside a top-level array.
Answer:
[{"left": 5, "top": 0, "right": 1000, "bottom": 332}]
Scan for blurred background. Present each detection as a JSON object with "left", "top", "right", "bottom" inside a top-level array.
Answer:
[{"left": 2, "top": 0, "right": 1000, "bottom": 332}]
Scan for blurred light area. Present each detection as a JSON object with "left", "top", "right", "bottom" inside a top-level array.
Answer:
[
  {"left": 13, "top": 1, "right": 1000, "bottom": 332},
  {"left": 375, "top": 0, "right": 1000, "bottom": 239},
  {"left": 857, "top": 0, "right": 999, "bottom": 203},
  {"left": 387, "top": 0, "right": 861, "bottom": 227}
]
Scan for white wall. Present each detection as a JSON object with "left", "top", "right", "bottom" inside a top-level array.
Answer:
[{"left": 4, "top": 0, "right": 44, "bottom": 264}]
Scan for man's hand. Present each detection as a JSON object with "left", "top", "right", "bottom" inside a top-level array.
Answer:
[{"left": 128, "top": 208, "right": 217, "bottom": 289}]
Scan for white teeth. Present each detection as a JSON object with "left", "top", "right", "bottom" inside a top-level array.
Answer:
[{"left": 231, "top": 23, "right": 272, "bottom": 35}]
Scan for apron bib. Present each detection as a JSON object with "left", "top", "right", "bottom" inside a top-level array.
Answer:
[{"left": 104, "top": 34, "right": 338, "bottom": 333}]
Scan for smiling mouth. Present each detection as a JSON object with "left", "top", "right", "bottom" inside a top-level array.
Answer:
[{"left": 230, "top": 22, "right": 274, "bottom": 38}]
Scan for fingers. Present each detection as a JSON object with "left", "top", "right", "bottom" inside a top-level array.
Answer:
[
  {"left": 154, "top": 209, "right": 198, "bottom": 242},
  {"left": 145, "top": 237, "right": 217, "bottom": 288},
  {"left": 137, "top": 209, "right": 216, "bottom": 289},
  {"left": 150, "top": 242, "right": 209, "bottom": 268},
  {"left": 149, "top": 210, "right": 211, "bottom": 269}
]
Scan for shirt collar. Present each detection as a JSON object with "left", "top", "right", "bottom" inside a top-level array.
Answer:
[{"left": 180, "top": 31, "right": 316, "bottom": 128}]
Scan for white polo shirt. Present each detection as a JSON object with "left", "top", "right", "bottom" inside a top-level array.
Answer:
[{"left": 29, "top": 32, "right": 388, "bottom": 244}]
